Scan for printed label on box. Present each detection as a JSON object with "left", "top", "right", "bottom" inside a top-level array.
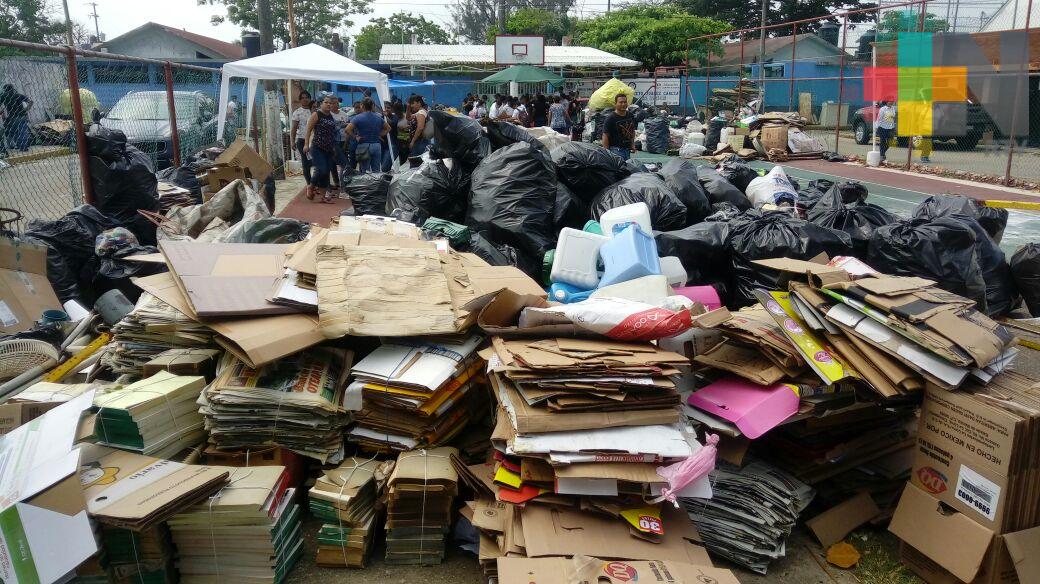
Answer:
[
  {"left": 0, "top": 301, "right": 18, "bottom": 327},
  {"left": 955, "top": 464, "right": 1000, "bottom": 521}
]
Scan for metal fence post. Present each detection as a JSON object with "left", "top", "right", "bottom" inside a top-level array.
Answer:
[
  {"left": 907, "top": 0, "right": 928, "bottom": 170},
  {"left": 163, "top": 62, "right": 182, "bottom": 168},
  {"left": 834, "top": 14, "right": 850, "bottom": 153},
  {"left": 65, "top": 47, "right": 93, "bottom": 206},
  {"left": 789, "top": 24, "right": 797, "bottom": 112},
  {"left": 737, "top": 35, "right": 745, "bottom": 109},
  {"left": 1003, "top": 0, "right": 1033, "bottom": 184}
]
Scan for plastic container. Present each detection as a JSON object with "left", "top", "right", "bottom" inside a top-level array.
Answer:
[
  {"left": 549, "top": 282, "right": 594, "bottom": 303},
  {"left": 600, "top": 202, "right": 653, "bottom": 239},
  {"left": 598, "top": 224, "right": 661, "bottom": 287},
  {"left": 659, "top": 256, "right": 688, "bottom": 287},
  {"left": 550, "top": 228, "right": 609, "bottom": 289},
  {"left": 583, "top": 220, "right": 604, "bottom": 235},
  {"left": 590, "top": 275, "right": 672, "bottom": 304},
  {"left": 541, "top": 250, "right": 555, "bottom": 286},
  {"left": 866, "top": 150, "right": 882, "bottom": 167},
  {"left": 673, "top": 285, "right": 723, "bottom": 311},
  {"left": 684, "top": 132, "right": 705, "bottom": 146}
]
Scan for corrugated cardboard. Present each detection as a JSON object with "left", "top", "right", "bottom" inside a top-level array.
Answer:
[
  {"left": 694, "top": 341, "right": 786, "bottom": 386},
  {"left": 201, "top": 164, "right": 248, "bottom": 195},
  {"left": 133, "top": 272, "right": 324, "bottom": 369},
  {"left": 498, "top": 557, "right": 739, "bottom": 584},
  {"left": 521, "top": 504, "right": 711, "bottom": 564},
  {"left": 759, "top": 125, "right": 789, "bottom": 151},
  {"left": 0, "top": 402, "right": 61, "bottom": 435},
  {"left": 806, "top": 491, "right": 881, "bottom": 547},
  {"left": 1004, "top": 525, "right": 1040, "bottom": 583},
  {"left": 476, "top": 289, "right": 584, "bottom": 338},
  {"left": 0, "top": 237, "right": 61, "bottom": 334},
  {"left": 215, "top": 140, "right": 273, "bottom": 182},
  {"left": 160, "top": 240, "right": 298, "bottom": 318},
  {"left": 900, "top": 540, "right": 1019, "bottom": 584}
]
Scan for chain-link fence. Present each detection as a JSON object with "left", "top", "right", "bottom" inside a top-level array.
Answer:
[
  {"left": 0, "top": 39, "right": 236, "bottom": 224},
  {"left": 683, "top": 0, "right": 1040, "bottom": 187}
]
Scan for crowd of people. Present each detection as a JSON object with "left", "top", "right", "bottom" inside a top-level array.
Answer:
[{"left": 461, "top": 90, "right": 583, "bottom": 138}]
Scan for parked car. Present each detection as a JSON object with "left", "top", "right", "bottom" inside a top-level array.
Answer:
[
  {"left": 95, "top": 91, "right": 223, "bottom": 169},
  {"left": 851, "top": 101, "right": 998, "bottom": 150}
]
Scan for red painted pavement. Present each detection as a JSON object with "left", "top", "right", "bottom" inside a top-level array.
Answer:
[{"left": 278, "top": 186, "right": 354, "bottom": 224}]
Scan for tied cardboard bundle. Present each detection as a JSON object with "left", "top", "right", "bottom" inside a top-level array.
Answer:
[
  {"left": 348, "top": 335, "right": 486, "bottom": 453},
  {"left": 168, "top": 465, "right": 303, "bottom": 584},
  {"left": 93, "top": 371, "right": 208, "bottom": 459},
  {"left": 99, "top": 525, "right": 177, "bottom": 584},
  {"left": 103, "top": 291, "right": 216, "bottom": 376},
  {"left": 0, "top": 381, "right": 101, "bottom": 435},
  {"left": 309, "top": 458, "right": 395, "bottom": 568},
  {"left": 384, "top": 447, "right": 459, "bottom": 565},
  {"left": 199, "top": 348, "right": 354, "bottom": 464}
]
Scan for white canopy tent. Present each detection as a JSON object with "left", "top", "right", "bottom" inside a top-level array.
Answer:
[{"left": 217, "top": 43, "right": 393, "bottom": 150}]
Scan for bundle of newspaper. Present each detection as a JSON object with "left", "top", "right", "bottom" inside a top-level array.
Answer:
[
  {"left": 683, "top": 459, "right": 815, "bottom": 574},
  {"left": 385, "top": 447, "right": 459, "bottom": 565},
  {"left": 99, "top": 525, "right": 176, "bottom": 584},
  {"left": 199, "top": 347, "right": 354, "bottom": 463},
  {"left": 348, "top": 335, "right": 486, "bottom": 453},
  {"left": 168, "top": 466, "right": 302, "bottom": 584},
  {"left": 93, "top": 372, "right": 208, "bottom": 459},
  {"left": 103, "top": 292, "right": 215, "bottom": 376},
  {"left": 309, "top": 457, "right": 395, "bottom": 568}
]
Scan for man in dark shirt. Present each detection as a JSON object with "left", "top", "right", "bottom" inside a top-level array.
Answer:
[
  {"left": 602, "top": 93, "right": 635, "bottom": 161},
  {"left": 1, "top": 84, "right": 32, "bottom": 152}
]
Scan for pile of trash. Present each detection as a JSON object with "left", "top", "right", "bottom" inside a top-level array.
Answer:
[{"left": 0, "top": 103, "right": 1038, "bottom": 584}]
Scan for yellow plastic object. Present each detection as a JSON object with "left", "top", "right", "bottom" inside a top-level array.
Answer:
[
  {"left": 42, "top": 332, "right": 111, "bottom": 383},
  {"left": 826, "top": 541, "right": 861, "bottom": 568},
  {"left": 589, "top": 78, "right": 636, "bottom": 111},
  {"left": 620, "top": 506, "right": 664, "bottom": 535}
]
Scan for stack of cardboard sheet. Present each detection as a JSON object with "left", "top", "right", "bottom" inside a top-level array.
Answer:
[
  {"left": 199, "top": 348, "right": 354, "bottom": 464},
  {"left": 168, "top": 465, "right": 303, "bottom": 584},
  {"left": 0, "top": 381, "right": 103, "bottom": 435},
  {"left": 889, "top": 371, "right": 1040, "bottom": 584},
  {"left": 684, "top": 459, "right": 815, "bottom": 574},
  {"left": 98, "top": 525, "right": 175, "bottom": 584},
  {"left": 103, "top": 292, "right": 216, "bottom": 376},
  {"left": 93, "top": 372, "right": 208, "bottom": 459},
  {"left": 384, "top": 447, "right": 459, "bottom": 565},
  {"left": 497, "top": 556, "right": 740, "bottom": 584},
  {"left": 309, "top": 457, "right": 394, "bottom": 568},
  {"left": 348, "top": 335, "right": 486, "bottom": 452}
]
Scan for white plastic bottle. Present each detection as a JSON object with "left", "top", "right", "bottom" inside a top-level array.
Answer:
[
  {"left": 599, "top": 202, "right": 653, "bottom": 239},
  {"left": 550, "top": 228, "right": 609, "bottom": 289}
]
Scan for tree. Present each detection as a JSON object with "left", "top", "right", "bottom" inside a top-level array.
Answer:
[
  {"left": 485, "top": 8, "right": 571, "bottom": 44},
  {"left": 670, "top": 0, "right": 878, "bottom": 36},
  {"left": 876, "top": 9, "right": 948, "bottom": 42},
  {"left": 451, "top": 0, "right": 575, "bottom": 44},
  {"left": 0, "top": 0, "right": 66, "bottom": 46},
  {"left": 200, "top": 0, "right": 372, "bottom": 48},
  {"left": 354, "top": 12, "right": 451, "bottom": 60},
  {"left": 575, "top": 5, "right": 730, "bottom": 69}
]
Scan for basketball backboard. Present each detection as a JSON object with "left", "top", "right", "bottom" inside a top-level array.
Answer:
[{"left": 494, "top": 35, "right": 545, "bottom": 66}]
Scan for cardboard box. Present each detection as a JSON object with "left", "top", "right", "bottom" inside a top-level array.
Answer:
[
  {"left": 0, "top": 237, "right": 62, "bottom": 334},
  {"left": 0, "top": 402, "right": 62, "bottom": 435},
  {"left": 726, "top": 134, "right": 747, "bottom": 151},
  {"left": 759, "top": 125, "right": 790, "bottom": 151},
  {"left": 0, "top": 392, "right": 98, "bottom": 584},
  {"left": 215, "top": 140, "right": 273, "bottom": 183},
  {"left": 497, "top": 557, "right": 740, "bottom": 584},
  {"left": 201, "top": 163, "right": 248, "bottom": 192}
]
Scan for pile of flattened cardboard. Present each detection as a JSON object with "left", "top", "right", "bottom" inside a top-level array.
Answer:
[
  {"left": 384, "top": 447, "right": 459, "bottom": 565},
  {"left": 309, "top": 457, "right": 394, "bottom": 568}
]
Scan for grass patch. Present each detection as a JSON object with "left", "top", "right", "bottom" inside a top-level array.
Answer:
[{"left": 849, "top": 527, "right": 921, "bottom": 584}]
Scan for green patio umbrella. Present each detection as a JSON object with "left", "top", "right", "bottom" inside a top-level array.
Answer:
[{"left": 481, "top": 65, "right": 563, "bottom": 85}]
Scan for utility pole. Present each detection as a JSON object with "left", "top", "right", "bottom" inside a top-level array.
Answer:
[
  {"left": 256, "top": 0, "right": 285, "bottom": 182},
  {"left": 607, "top": 0, "right": 611, "bottom": 13},
  {"left": 758, "top": 0, "right": 767, "bottom": 112},
  {"left": 61, "top": 0, "right": 74, "bottom": 45},
  {"left": 87, "top": 2, "right": 100, "bottom": 38}
]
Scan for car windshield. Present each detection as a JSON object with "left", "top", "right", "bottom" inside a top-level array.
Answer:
[{"left": 107, "top": 94, "right": 200, "bottom": 121}]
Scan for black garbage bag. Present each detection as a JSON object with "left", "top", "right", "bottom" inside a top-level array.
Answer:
[
  {"left": 457, "top": 233, "right": 542, "bottom": 278},
  {"left": 807, "top": 188, "right": 899, "bottom": 257},
  {"left": 591, "top": 173, "right": 688, "bottom": 232},
  {"left": 704, "top": 117, "right": 726, "bottom": 152},
  {"left": 25, "top": 205, "right": 121, "bottom": 305},
  {"left": 706, "top": 202, "right": 743, "bottom": 222},
  {"left": 796, "top": 178, "right": 836, "bottom": 215},
  {"left": 657, "top": 158, "right": 711, "bottom": 224},
  {"left": 1011, "top": 244, "right": 1040, "bottom": 317},
  {"left": 93, "top": 244, "right": 166, "bottom": 304},
  {"left": 554, "top": 182, "right": 590, "bottom": 232},
  {"left": 428, "top": 110, "right": 492, "bottom": 167},
  {"left": 729, "top": 210, "right": 854, "bottom": 306},
  {"left": 914, "top": 194, "right": 1008, "bottom": 243},
  {"left": 655, "top": 221, "right": 732, "bottom": 285},
  {"left": 644, "top": 115, "right": 670, "bottom": 154},
  {"left": 88, "top": 139, "right": 160, "bottom": 246},
  {"left": 486, "top": 121, "right": 547, "bottom": 155},
  {"left": 156, "top": 163, "right": 203, "bottom": 201},
  {"left": 86, "top": 126, "right": 127, "bottom": 162},
  {"left": 835, "top": 181, "right": 868, "bottom": 204},
  {"left": 696, "top": 166, "right": 752, "bottom": 210},
  {"left": 468, "top": 142, "right": 557, "bottom": 258},
  {"left": 551, "top": 142, "right": 630, "bottom": 202},
  {"left": 589, "top": 111, "right": 607, "bottom": 142},
  {"left": 385, "top": 161, "right": 454, "bottom": 225},
  {"left": 868, "top": 217, "right": 988, "bottom": 310},
  {"left": 626, "top": 159, "right": 649, "bottom": 173},
  {"left": 716, "top": 158, "right": 758, "bottom": 193},
  {"left": 222, "top": 217, "right": 309, "bottom": 244},
  {"left": 342, "top": 173, "right": 392, "bottom": 217}
]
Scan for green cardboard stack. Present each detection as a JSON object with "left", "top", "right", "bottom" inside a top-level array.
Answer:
[
  {"left": 309, "top": 457, "right": 393, "bottom": 568},
  {"left": 93, "top": 371, "right": 207, "bottom": 458}
]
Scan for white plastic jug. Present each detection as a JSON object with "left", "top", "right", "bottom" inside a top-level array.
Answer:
[
  {"left": 590, "top": 275, "right": 673, "bottom": 304},
  {"left": 550, "top": 228, "right": 609, "bottom": 289},
  {"left": 600, "top": 202, "right": 653, "bottom": 239},
  {"left": 659, "top": 256, "right": 688, "bottom": 287},
  {"left": 684, "top": 132, "right": 705, "bottom": 146}
]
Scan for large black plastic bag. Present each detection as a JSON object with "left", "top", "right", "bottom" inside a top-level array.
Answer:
[
  {"left": 868, "top": 217, "right": 988, "bottom": 310},
  {"left": 626, "top": 159, "right": 649, "bottom": 173},
  {"left": 655, "top": 221, "right": 732, "bottom": 286},
  {"left": 468, "top": 142, "right": 557, "bottom": 258},
  {"left": 222, "top": 217, "right": 309, "bottom": 244},
  {"left": 342, "top": 173, "right": 392, "bottom": 217},
  {"left": 457, "top": 233, "right": 541, "bottom": 277},
  {"left": 704, "top": 117, "right": 725, "bottom": 151},
  {"left": 1011, "top": 244, "right": 1040, "bottom": 316},
  {"left": 796, "top": 178, "right": 835, "bottom": 215},
  {"left": 486, "top": 121, "right": 547, "bottom": 155},
  {"left": 706, "top": 202, "right": 743, "bottom": 222},
  {"left": 554, "top": 182, "right": 590, "bottom": 232},
  {"left": 716, "top": 158, "right": 758, "bottom": 192},
  {"left": 385, "top": 161, "right": 454, "bottom": 224},
  {"left": 590, "top": 173, "right": 688, "bottom": 232},
  {"left": 428, "top": 110, "right": 491, "bottom": 167},
  {"left": 87, "top": 132, "right": 160, "bottom": 246},
  {"left": 729, "top": 210, "right": 854, "bottom": 306},
  {"left": 644, "top": 115, "right": 670, "bottom": 154},
  {"left": 914, "top": 194, "right": 1008, "bottom": 243},
  {"left": 550, "top": 142, "right": 630, "bottom": 201},
  {"left": 696, "top": 166, "right": 752, "bottom": 210},
  {"left": 25, "top": 205, "right": 121, "bottom": 304},
  {"left": 657, "top": 159, "right": 711, "bottom": 224},
  {"left": 807, "top": 188, "right": 898, "bottom": 257}
]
